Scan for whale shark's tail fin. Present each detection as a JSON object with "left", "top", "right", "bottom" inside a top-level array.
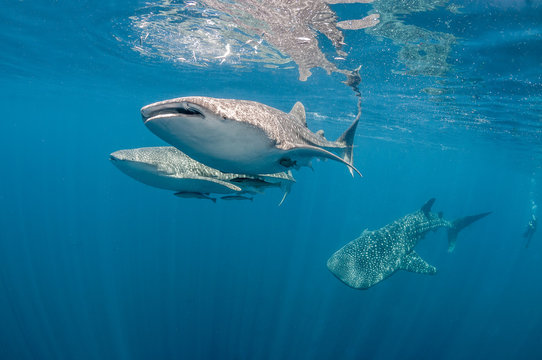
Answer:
[
  {"left": 447, "top": 212, "right": 491, "bottom": 252},
  {"left": 337, "top": 105, "right": 360, "bottom": 177}
]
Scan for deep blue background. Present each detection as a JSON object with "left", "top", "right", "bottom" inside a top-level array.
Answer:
[{"left": 1, "top": 0, "right": 541, "bottom": 359}]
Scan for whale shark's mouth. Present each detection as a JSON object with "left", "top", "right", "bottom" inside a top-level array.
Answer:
[{"left": 141, "top": 101, "right": 205, "bottom": 122}]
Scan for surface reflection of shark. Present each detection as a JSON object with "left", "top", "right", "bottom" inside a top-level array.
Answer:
[
  {"left": 127, "top": 0, "right": 379, "bottom": 81},
  {"left": 327, "top": 198, "right": 491, "bottom": 290},
  {"left": 366, "top": 0, "right": 456, "bottom": 77},
  {"left": 200, "top": 0, "right": 379, "bottom": 81},
  {"left": 110, "top": 146, "right": 295, "bottom": 204}
]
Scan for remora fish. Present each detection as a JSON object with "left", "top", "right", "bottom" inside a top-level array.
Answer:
[
  {"left": 110, "top": 146, "right": 295, "bottom": 204},
  {"left": 175, "top": 192, "right": 217, "bottom": 203},
  {"left": 221, "top": 195, "right": 253, "bottom": 201},
  {"left": 327, "top": 198, "right": 491, "bottom": 290},
  {"left": 142, "top": 97, "right": 361, "bottom": 176}
]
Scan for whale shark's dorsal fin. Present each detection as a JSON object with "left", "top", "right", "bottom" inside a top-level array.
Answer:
[
  {"left": 316, "top": 129, "right": 325, "bottom": 138},
  {"left": 399, "top": 251, "right": 437, "bottom": 275},
  {"left": 289, "top": 101, "right": 306, "bottom": 127},
  {"left": 421, "top": 198, "right": 436, "bottom": 218}
]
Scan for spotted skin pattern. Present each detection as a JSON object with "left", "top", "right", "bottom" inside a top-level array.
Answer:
[{"left": 110, "top": 146, "right": 294, "bottom": 193}]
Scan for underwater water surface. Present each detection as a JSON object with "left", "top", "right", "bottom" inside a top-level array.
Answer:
[{"left": 1, "top": 0, "right": 541, "bottom": 359}]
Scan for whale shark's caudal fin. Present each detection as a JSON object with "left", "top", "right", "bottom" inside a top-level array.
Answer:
[
  {"left": 336, "top": 112, "right": 360, "bottom": 177},
  {"left": 447, "top": 212, "right": 492, "bottom": 252},
  {"left": 337, "top": 79, "right": 362, "bottom": 177}
]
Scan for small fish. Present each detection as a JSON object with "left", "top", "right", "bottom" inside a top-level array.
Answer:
[
  {"left": 230, "top": 177, "right": 277, "bottom": 188},
  {"left": 174, "top": 192, "right": 216, "bottom": 203},
  {"left": 221, "top": 195, "right": 253, "bottom": 201}
]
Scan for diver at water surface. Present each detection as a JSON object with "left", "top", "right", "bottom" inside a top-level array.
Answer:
[{"left": 524, "top": 214, "right": 537, "bottom": 248}]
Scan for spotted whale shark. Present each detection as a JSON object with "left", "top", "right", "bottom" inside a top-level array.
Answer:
[
  {"left": 110, "top": 146, "right": 295, "bottom": 204},
  {"left": 142, "top": 96, "right": 361, "bottom": 176},
  {"left": 327, "top": 198, "right": 491, "bottom": 290}
]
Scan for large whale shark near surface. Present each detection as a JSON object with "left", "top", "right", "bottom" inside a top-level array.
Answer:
[
  {"left": 327, "top": 198, "right": 491, "bottom": 290},
  {"left": 110, "top": 146, "right": 295, "bottom": 204},
  {"left": 142, "top": 96, "right": 361, "bottom": 176}
]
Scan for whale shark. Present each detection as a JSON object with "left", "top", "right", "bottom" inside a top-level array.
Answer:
[
  {"left": 110, "top": 146, "right": 295, "bottom": 204},
  {"left": 142, "top": 96, "right": 361, "bottom": 176},
  {"left": 327, "top": 198, "right": 491, "bottom": 290}
]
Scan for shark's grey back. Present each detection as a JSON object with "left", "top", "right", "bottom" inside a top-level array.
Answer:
[
  {"left": 132, "top": 146, "right": 295, "bottom": 183},
  {"left": 183, "top": 97, "right": 342, "bottom": 150},
  {"left": 130, "top": 146, "right": 231, "bottom": 178}
]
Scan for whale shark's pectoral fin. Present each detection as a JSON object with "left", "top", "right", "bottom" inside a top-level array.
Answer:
[
  {"left": 399, "top": 251, "right": 437, "bottom": 275},
  {"left": 276, "top": 170, "right": 296, "bottom": 206},
  {"left": 277, "top": 182, "right": 291, "bottom": 207},
  {"left": 181, "top": 175, "right": 243, "bottom": 192},
  {"left": 281, "top": 144, "right": 362, "bottom": 177}
]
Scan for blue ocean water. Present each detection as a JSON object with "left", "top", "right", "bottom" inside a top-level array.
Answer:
[{"left": 1, "top": 0, "right": 541, "bottom": 359}]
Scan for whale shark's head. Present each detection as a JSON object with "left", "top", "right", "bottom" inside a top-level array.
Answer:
[
  {"left": 141, "top": 97, "right": 280, "bottom": 174},
  {"left": 109, "top": 149, "right": 165, "bottom": 179}
]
